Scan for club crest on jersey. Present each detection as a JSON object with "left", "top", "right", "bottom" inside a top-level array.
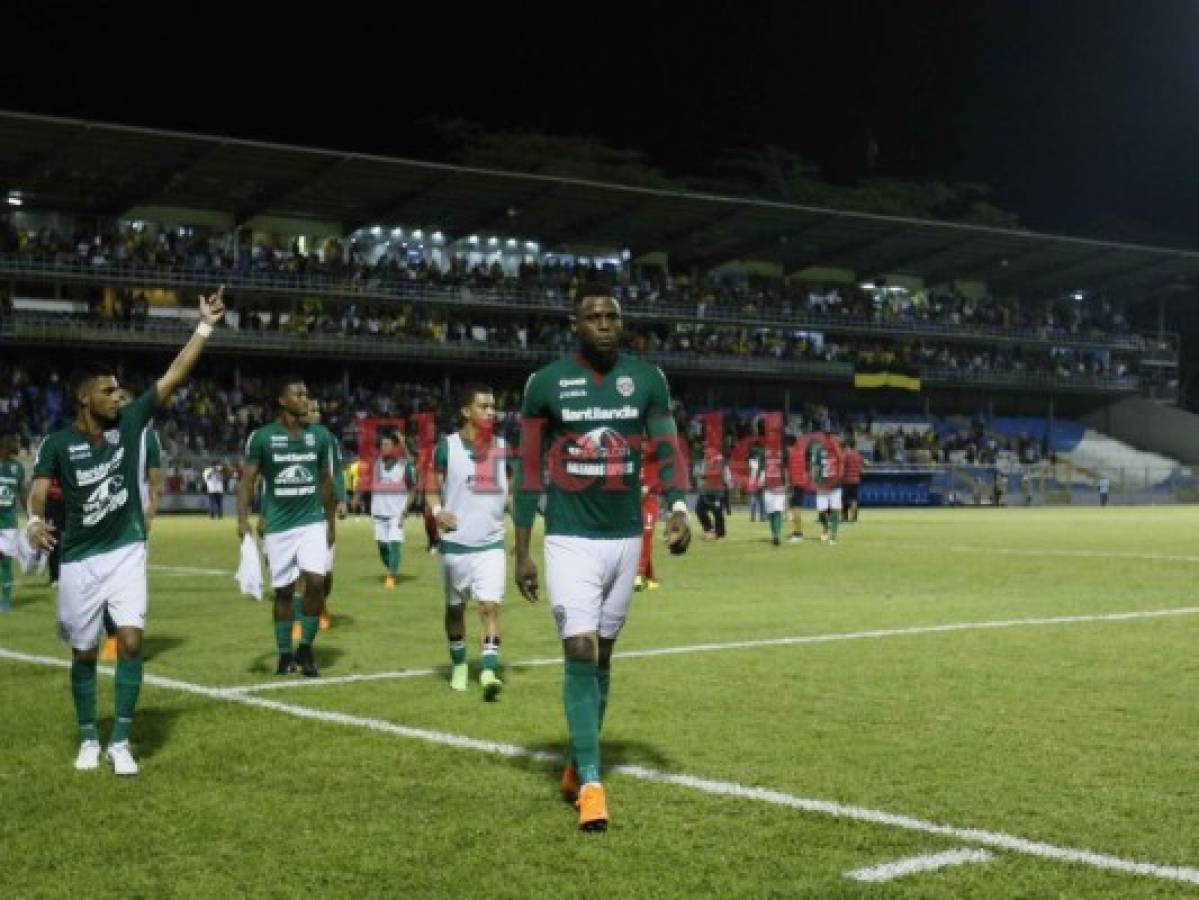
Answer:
[
  {"left": 104, "top": 430, "right": 120, "bottom": 446},
  {"left": 616, "top": 376, "right": 634, "bottom": 397},
  {"left": 304, "top": 433, "right": 315, "bottom": 447}
]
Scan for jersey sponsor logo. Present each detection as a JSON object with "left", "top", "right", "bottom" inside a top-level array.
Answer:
[
  {"left": 76, "top": 447, "right": 125, "bottom": 487},
  {"left": 304, "top": 433, "right": 315, "bottom": 447},
  {"left": 558, "top": 377, "right": 587, "bottom": 387},
  {"left": 81, "top": 474, "right": 128, "bottom": 526},
  {"left": 558, "top": 389, "right": 588, "bottom": 399},
  {"left": 275, "top": 464, "right": 315, "bottom": 486},
  {"left": 270, "top": 435, "right": 290, "bottom": 446},
  {"left": 564, "top": 427, "right": 635, "bottom": 478},
  {"left": 560, "top": 405, "right": 639, "bottom": 423},
  {"left": 272, "top": 452, "right": 317, "bottom": 464},
  {"left": 104, "top": 430, "right": 120, "bottom": 446},
  {"left": 616, "top": 375, "right": 634, "bottom": 397},
  {"left": 68, "top": 442, "right": 91, "bottom": 460},
  {"left": 0, "top": 484, "right": 14, "bottom": 506}
]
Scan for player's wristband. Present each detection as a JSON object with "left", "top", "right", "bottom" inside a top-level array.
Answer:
[
  {"left": 195, "top": 322, "right": 214, "bottom": 338},
  {"left": 27, "top": 514, "right": 42, "bottom": 525},
  {"left": 431, "top": 505, "right": 443, "bottom": 517},
  {"left": 670, "top": 500, "right": 689, "bottom": 519}
]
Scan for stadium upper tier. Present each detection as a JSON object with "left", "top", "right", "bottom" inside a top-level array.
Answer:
[{"left": 0, "top": 250, "right": 1164, "bottom": 354}]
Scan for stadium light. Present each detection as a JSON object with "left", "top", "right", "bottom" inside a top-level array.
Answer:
[
  {"left": 392, "top": 228, "right": 403, "bottom": 237},
  {"left": 469, "top": 235, "right": 479, "bottom": 245},
  {"left": 488, "top": 237, "right": 499, "bottom": 247},
  {"left": 506, "top": 238, "right": 517, "bottom": 248},
  {"left": 412, "top": 229, "right": 423, "bottom": 240},
  {"left": 6, "top": 190, "right": 22, "bottom": 206},
  {"left": 371, "top": 227, "right": 383, "bottom": 236},
  {"left": 432, "top": 231, "right": 444, "bottom": 242},
  {"left": 621, "top": 249, "right": 632, "bottom": 261}
]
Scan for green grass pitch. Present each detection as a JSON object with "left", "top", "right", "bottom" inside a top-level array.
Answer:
[{"left": 2, "top": 507, "right": 1197, "bottom": 898}]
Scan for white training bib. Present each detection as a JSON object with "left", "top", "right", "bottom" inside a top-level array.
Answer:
[
  {"left": 370, "top": 458, "right": 410, "bottom": 518},
  {"left": 443, "top": 433, "right": 507, "bottom": 549}
]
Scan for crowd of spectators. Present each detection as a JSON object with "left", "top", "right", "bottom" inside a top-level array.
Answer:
[{"left": 1, "top": 216, "right": 1143, "bottom": 344}]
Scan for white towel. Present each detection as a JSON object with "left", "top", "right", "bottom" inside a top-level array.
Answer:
[
  {"left": 15, "top": 527, "right": 44, "bottom": 576},
  {"left": 234, "top": 534, "right": 264, "bottom": 600}
]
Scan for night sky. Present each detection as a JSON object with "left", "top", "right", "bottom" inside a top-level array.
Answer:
[{"left": 5, "top": 1, "right": 1199, "bottom": 244}]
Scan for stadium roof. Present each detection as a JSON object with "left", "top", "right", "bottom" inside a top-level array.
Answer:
[{"left": 3, "top": 109, "right": 1199, "bottom": 297}]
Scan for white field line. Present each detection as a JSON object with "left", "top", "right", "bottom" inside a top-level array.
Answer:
[
  {"left": 2, "top": 645, "right": 1197, "bottom": 888},
  {"left": 846, "top": 848, "right": 994, "bottom": 883},
  {"left": 222, "top": 605, "right": 1199, "bottom": 693},
  {"left": 148, "top": 565, "right": 230, "bottom": 577}
]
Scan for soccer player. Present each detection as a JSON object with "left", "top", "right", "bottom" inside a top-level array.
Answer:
[
  {"left": 101, "top": 388, "right": 163, "bottom": 662},
  {"left": 238, "top": 377, "right": 338, "bottom": 678},
  {"left": 841, "top": 437, "right": 865, "bottom": 524},
  {"left": 514, "top": 283, "right": 691, "bottom": 832},
  {"left": 786, "top": 435, "right": 806, "bottom": 543},
  {"left": 25, "top": 288, "right": 226, "bottom": 775},
  {"left": 807, "top": 428, "right": 843, "bottom": 544},
  {"left": 427, "top": 384, "right": 509, "bottom": 698},
  {"left": 634, "top": 468, "right": 660, "bottom": 590},
  {"left": 0, "top": 433, "right": 28, "bottom": 612},
  {"left": 289, "top": 398, "right": 346, "bottom": 633},
  {"left": 694, "top": 444, "right": 729, "bottom": 540},
  {"left": 362, "top": 431, "right": 415, "bottom": 589}
]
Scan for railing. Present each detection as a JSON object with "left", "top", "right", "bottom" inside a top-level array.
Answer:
[
  {"left": 0, "top": 254, "right": 1164, "bottom": 354},
  {"left": 0, "top": 313, "right": 1142, "bottom": 393}
]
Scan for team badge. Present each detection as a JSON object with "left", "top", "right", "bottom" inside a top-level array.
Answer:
[
  {"left": 305, "top": 433, "right": 315, "bottom": 447},
  {"left": 616, "top": 376, "right": 634, "bottom": 397},
  {"left": 103, "top": 430, "right": 120, "bottom": 446}
]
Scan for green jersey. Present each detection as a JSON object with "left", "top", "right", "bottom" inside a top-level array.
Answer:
[
  {"left": 515, "top": 353, "right": 683, "bottom": 539},
  {"left": 33, "top": 388, "right": 156, "bottom": 563},
  {"left": 806, "top": 440, "right": 837, "bottom": 491},
  {"left": 0, "top": 458, "right": 25, "bottom": 529},
  {"left": 245, "top": 422, "right": 334, "bottom": 535}
]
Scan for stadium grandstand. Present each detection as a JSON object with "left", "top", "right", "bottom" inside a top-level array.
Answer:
[{"left": 2, "top": 109, "right": 1197, "bottom": 507}]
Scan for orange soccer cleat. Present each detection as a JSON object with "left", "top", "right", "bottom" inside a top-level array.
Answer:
[{"left": 576, "top": 783, "right": 609, "bottom": 832}]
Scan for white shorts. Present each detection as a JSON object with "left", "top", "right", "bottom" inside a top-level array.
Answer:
[
  {"left": 763, "top": 490, "right": 787, "bottom": 515},
  {"left": 816, "top": 488, "right": 843, "bottom": 512},
  {"left": 442, "top": 548, "right": 506, "bottom": 607},
  {"left": 263, "top": 522, "right": 329, "bottom": 588},
  {"left": 373, "top": 516, "right": 404, "bottom": 543},
  {"left": 0, "top": 528, "right": 16, "bottom": 557},
  {"left": 57, "top": 542, "right": 148, "bottom": 650},
  {"left": 544, "top": 535, "right": 642, "bottom": 640}
]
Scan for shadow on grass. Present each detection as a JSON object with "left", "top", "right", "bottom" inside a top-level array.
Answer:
[
  {"left": 141, "top": 634, "right": 187, "bottom": 662},
  {"left": 94, "top": 705, "right": 186, "bottom": 761},
  {"left": 519, "top": 738, "right": 678, "bottom": 789},
  {"left": 246, "top": 643, "right": 347, "bottom": 675}
]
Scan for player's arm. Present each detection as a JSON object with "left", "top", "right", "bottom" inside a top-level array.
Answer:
[
  {"left": 328, "top": 434, "right": 348, "bottom": 519},
  {"left": 513, "top": 374, "right": 545, "bottom": 602},
  {"left": 25, "top": 476, "right": 55, "bottom": 550},
  {"left": 146, "top": 466, "right": 163, "bottom": 531},
  {"left": 428, "top": 438, "right": 456, "bottom": 530},
  {"left": 16, "top": 463, "right": 28, "bottom": 525},
  {"left": 645, "top": 370, "right": 691, "bottom": 555},
  {"left": 154, "top": 287, "right": 225, "bottom": 405},
  {"left": 236, "top": 462, "right": 259, "bottom": 540},
  {"left": 320, "top": 439, "right": 336, "bottom": 548}
]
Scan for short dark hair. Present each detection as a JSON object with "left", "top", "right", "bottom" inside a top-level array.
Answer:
[
  {"left": 274, "top": 374, "right": 305, "bottom": 405},
  {"left": 70, "top": 362, "right": 117, "bottom": 403},
  {"left": 574, "top": 281, "right": 615, "bottom": 307},
  {"left": 458, "top": 383, "right": 493, "bottom": 412}
]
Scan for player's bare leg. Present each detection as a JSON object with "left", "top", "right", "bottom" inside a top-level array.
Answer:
[{"left": 445, "top": 603, "right": 468, "bottom": 691}]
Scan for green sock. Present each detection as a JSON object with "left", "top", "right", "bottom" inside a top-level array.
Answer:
[
  {"left": 0, "top": 556, "right": 12, "bottom": 604},
  {"left": 830, "top": 511, "right": 840, "bottom": 538},
  {"left": 596, "top": 665, "right": 611, "bottom": 733},
  {"left": 388, "top": 542, "right": 402, "bottom": 575},
  {"left": 110, "top": 657, "right": 143, "bottom": 744},
  {"left": 274, "top": 619, "right": 292, "bottom": 655},
  {"left": 376, "top": 542, "right": 389, "bottom": 568},
  {"left": 769, "top": 512, "right": 782, "bottom": 540},
  {"left": 482, "top": 635, "right": 500, "bottom": 673},
  {"left": 448, "top": 638, "right": 466, "bottom": 666},
  {"left": 563, "top": 658, "right": 601, "bottom": 784},
  {"left": 299, "top": 615, "right": 319, "bottom": 647},
  {"left": 291, "top": 593, "right": 304, "bottom": 621},
  {"left": 70, "top": 659, "right": 99, "bottom": 742}
]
